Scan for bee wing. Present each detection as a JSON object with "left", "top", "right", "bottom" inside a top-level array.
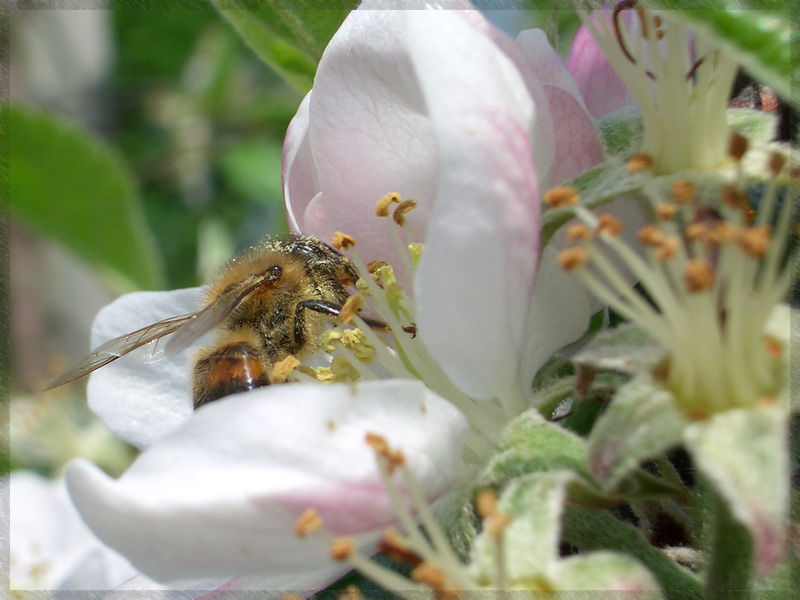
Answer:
[
  {"left": 44, "top": 313, "right": 198, "bottom": 390},
  {"left": 163, "top": 272, "right": 272, "bottom": 355}
]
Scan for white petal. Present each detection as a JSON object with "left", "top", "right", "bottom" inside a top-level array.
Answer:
[
  {"left": 283, "top": 92, "right": 318, "bottom": 234},
  {"left": 9, "top": 472, "right": 137, "bottom": 590},
  {"left": 409, "top": 11, "right": 541, "bottom": 401},
  {"left": 67, "top": 380, "right": 468, "bottom": 584},
  {"left": 303, "top": 9, "right": 438, "bottom": 274},
  {"left": 87, "top": 287, "right": 202, "bottom": 448}
]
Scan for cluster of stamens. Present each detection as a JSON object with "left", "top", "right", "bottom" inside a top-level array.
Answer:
[
  {"left": 283, "top": 193, "right": 507, "bottom": 463},
  {"left": 579, "top": 1, "right": 739, "bottom": 173},
  {"left": 294, "top": 434, "right": 515, "bottom": 599},
  {"left": 551, "top": 134, "right": 796, "bottom": 416}
]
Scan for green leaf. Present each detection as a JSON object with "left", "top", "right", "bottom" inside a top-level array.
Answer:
[
  {"left": 9, "top": 105, "right": 164, "bottom": 292},
  {"left": 587, "top": 373, "right": 686, "bottom": 490},
  {"left": 573, "top": 323, "right": 667, "bottom": 375},
  {"left": 642, "top": 1, "right": 794, "bottom": 107},
  {"left": 211, "top": 1, "right": 356, "bottom": 93},
  {"left": 685, "top": 404, "right": 790, "bottom": 576}
]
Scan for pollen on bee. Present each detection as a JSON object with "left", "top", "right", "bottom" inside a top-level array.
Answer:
[
  {"left": 329, "top": 537, "right": 356, "bottom": 561},
  {"left": 294, "top": 508, "right": 323, "bottom": 538},
  {"left": 332, "top": 232, "right": 357, "bottom": 250},
  {"left": 684, "top": 258, "right": 715, "bottom": 292},
  {"left": 543, "top": 186, "right": 580, "bottom": 209},
  {"left": 376, "top": 192, "right": 402, "bottom": 217}
]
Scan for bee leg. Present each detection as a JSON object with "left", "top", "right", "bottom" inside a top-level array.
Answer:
[
  {"left": 192, "top": 330, "right": 271, "bottom": 409},
  {"left": 298, "top": 300, "right": 389, "bottom": 331}
]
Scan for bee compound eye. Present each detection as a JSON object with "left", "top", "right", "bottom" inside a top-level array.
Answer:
[{"left": 267, "top": 265, "right": 283, "bottom": 280}]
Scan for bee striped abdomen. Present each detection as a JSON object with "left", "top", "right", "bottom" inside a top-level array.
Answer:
[{"left": 192, "top": 340, "right": 270, "bottom": 409}]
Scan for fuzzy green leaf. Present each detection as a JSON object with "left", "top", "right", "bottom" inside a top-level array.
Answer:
[
  {"left": 211, "top": 1, "right": 356, "bottom": 93},
  {"left": 573, "top": 323, "right": 667, "bottom": 375},
  {"left": 9, "top": 105, "right": 163, "bottom": 292},
  {"left": 587, "top": 374, "right": 686, "bottom": 490},
  {"left": 685, "top": 404, "right": 790, "bottom": 575}
]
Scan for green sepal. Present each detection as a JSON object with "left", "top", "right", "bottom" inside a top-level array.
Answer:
[
  {"left": 686, "top": 404, "right": 790, "bottom": 576},
  {"left": 573, "top": 323, "right": 667, "bottom": 375},
  {"left": 587, "top": 373, "right": 686, "bottom": 490}
]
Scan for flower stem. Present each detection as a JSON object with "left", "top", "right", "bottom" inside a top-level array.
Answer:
[
  {"left": 704, "top": 483, "right": 754, "bottom": 600},
  {"left": 561, "top": 505, "right": 704, "bottom": 600}
]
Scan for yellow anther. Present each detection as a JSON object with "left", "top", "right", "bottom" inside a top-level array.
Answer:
[
  {"left": 367, "top": 260, "right": 388, "bottom": 273},
  {"left": 707, "top": 221, "right": 737, "bottom": 245},
  {"left": 656, "top": 202, "right": 678, "bottom": 221},
  {"left": 728, "top": 132, "right": 749, "bottom": 161},
  {"left": 638, "top": 224, "right": 665, "bottom": 247},
  {"left": 474, "top": 489, "right": 498, "bottom": 519},
  {"left": 271, "top": 356, "right": 300, "bottom": 383},
  {"left": 670, "top": 180, "right": 695, "bottom": 204},
  {"left": 339, "top": 295, "right": 365, "bottom": 325},
  {"left": 294, "top": 508, "right": 323, "bottom": 538},
  {"left": 486, "top": 512, "right": 512, "bottom": 542},
  {"left": 685, "top": 222, "right": 708, "bottom": 243},
  {"left": 627, "top": 153, "right": 654, "bottom": 174},
  {"left": 737, "top": 225, "right": 772, "bottom": 258},
  {"left": 376, "top": 192, "right": 402, "bottom": 217},
  {"left": 329, "top": 537, "right": 356, "bottom": 561},
  {"left": 330, "top": 355, "right": 360, "bottom": 382},
  {"left": 393, "top": 199, "right": 418, "bottom": 226},
  {"left": 566, "top": 223, "right": 594, "bottom": 242},
  {"left": 543, "top": 186, "right": 580, "bottom": 209},
  {"left": 767, "top": 151, "right": 786, "bottom": 177},
  {"left": 684, "top": 258, "right": 715, "bottom": 292},
  {"left": 655, "top": 236, "right": 680, "bottom": 261},
  {"left": 332, "top": 232, "right": 357, "bottom": 250},
  {"left": 721, "top": 184, "right": 749, "bottom": 213},
  {"left": 557, "top": 247, "right": 589, "bottom": 271},
  {"left": 597, "top": 214, "right": 623, "bottom": 237}
]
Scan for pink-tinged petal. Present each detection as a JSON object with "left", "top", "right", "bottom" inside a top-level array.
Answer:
[
  {"left": 303, "top": 10, "right": 438, "bottom": 269},
  {"left": 542, "top": 84, "right": 606, "bottom": 186},
  {"left": 567, "top": 24, "right": 633, "bottom": 119},
  {"left": 512, "top": 29, "right": 606, "bottom": 186},
  {"left": 283, "top": 92, "right": 318, "bottom": 234},
  {"left": 66, "top": 380, "right": 468, "bottom": 584},
  {"left": 86, "top": 288, "right": 201, "bottom": 449},
  {"left": 515, "top": 29, "right": 586, "bottom": 107},
  {"left": 407, "top": 11, "right": 540, "bottom": 401}
]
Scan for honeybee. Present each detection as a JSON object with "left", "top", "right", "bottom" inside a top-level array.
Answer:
[{"left": 47, "top": 235, "right": 382, "bottom": 408}]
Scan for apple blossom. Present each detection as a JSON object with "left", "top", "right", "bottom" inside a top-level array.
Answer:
[{"left": 64, "top": 3, "right": 644, "bottom": 592}]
